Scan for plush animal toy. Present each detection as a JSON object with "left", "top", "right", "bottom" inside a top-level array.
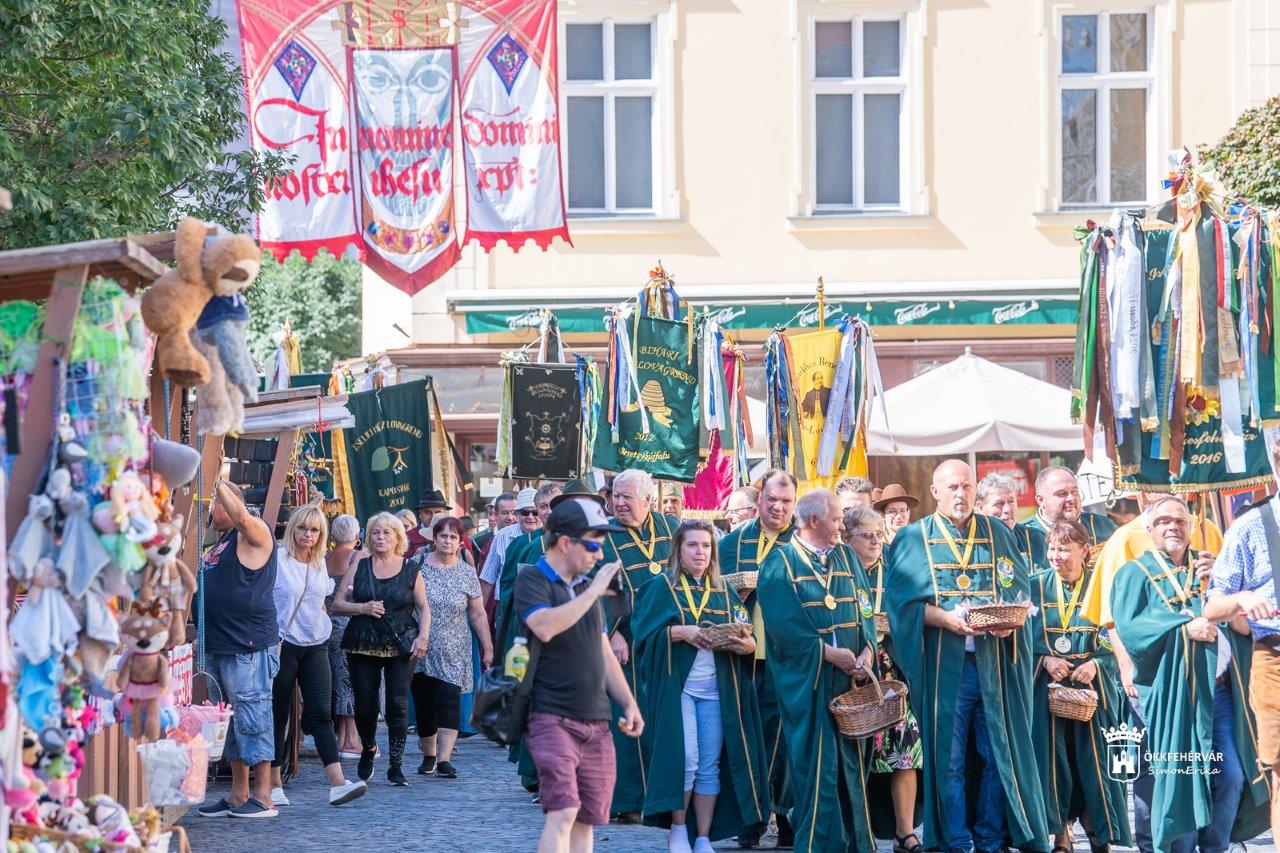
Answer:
[
  {"left": 139, "top": 216, "right": 261, "bottom": 388},
  {"left": 117, "top": 600, "right": 172, "bottom": 743},
  {"left": 140, "top": 515, "right": 195, "bottom": 649}
]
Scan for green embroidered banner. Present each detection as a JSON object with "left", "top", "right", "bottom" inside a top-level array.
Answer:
[
  {"left": 593, "top": 315, "right": 701, "bottom": 482},
  {"left": 343, "top": 379, "right": 434, "bottom": 519},
  {"left": 1116, "top": 417, "right": 1273, "bottom": 493}
]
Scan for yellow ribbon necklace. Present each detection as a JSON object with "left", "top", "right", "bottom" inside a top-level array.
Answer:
[
  {"left": 757, "top": 526, "right": 782, "bottom": 565},
  {"left": 626, "top": 515, "right": 662, "bottom": 574},
  {"left": 1151, "top": 549, "right": 1195, "bottom": 606},
  {"left": 680, "top": 573, "right": 712, "bottom": 622},
  {"left": 792, "top": 543, "right": 838, "bottom": 610},
  {"left": 933, "top": 512, "right": 977, "bottom": 591}
]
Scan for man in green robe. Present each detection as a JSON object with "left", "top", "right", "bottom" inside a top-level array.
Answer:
[
  {"left": 632, "top": 545, "right": 768, "bottom": 845},
  {"left": 758, "top": 488, "right": 879, "bottom": 853},
  {"left": 1015, "top": 466, "right": 1117, "bottom": 572},
  {"left": 600, "top": 468, "right": 680, "bottom": 822},
  {"left": 885, "top": 459, "right": 1049, "bottom": 853},
  {"left": 716, "top": 468, "right": 796, "bottom": 849},
  {"left": 1110, "top": 496, "right": 1269, "bottom": 853}
]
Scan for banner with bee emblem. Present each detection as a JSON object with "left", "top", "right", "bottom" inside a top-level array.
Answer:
[
  {"left": 786, "top": 328, "right": 868, "bottom": 488},
  {"left": 510, "top": 363, "right": 582, "bottom": 480},
  {"left": 594, "top": 315, "right": 701, "bottom": 482},
  {"left": 343, "top": 378, "right": 435, "bottom": 519}
]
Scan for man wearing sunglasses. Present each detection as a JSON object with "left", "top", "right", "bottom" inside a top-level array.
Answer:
[
  {"left": 481, "top": 487, "right": 542, "bottom": 605},
  {"left": 515, "top": 497, "right": 644, "bottom": 853}
]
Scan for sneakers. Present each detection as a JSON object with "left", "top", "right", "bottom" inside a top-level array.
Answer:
[
  {"left": 617, "top": 811, "right": 642, "bottom": 825},
  {"left": 692, "top": 838, "right": 714, "bottom": 853},
  {"left": 329, "top": 779, "right": 368, "bottom": 806},
  {"left": 229, "top": 798, "right": 278, "bottom": 819},
  {"left": 197, "top": 798, "right": 233, "bottom": 818},
  {"left": 668, "top": 827, "right": 692, "bottom": 853},
  {"left": 339, "top": 749, "right": 363, "bottom": 760},
  {"left": 436, "top": 761, "right": 458, "bottom": 779},
  {"left": 417, "top": 754, "right": 437, "bottom": 775},
  {"left": 357, "top": 749, "right": 376, "bottom": 782},
  {"left": 387, "top": 765, "right": 409, "bottom": 786},
  {"left": 270, "top": 787, "right": 289, "bottom": 807}
]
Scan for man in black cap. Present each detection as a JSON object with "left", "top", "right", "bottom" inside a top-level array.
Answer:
[
  {"left": 406, "top": 489, "right": 449, "bottom": 557},
  {"left": 515, "top": 496, "right": 644, "bottom": 853}
]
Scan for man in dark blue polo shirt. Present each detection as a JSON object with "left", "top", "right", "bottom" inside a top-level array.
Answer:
[{"left": 515, "top": 497, "right": 645, "bottom": 853}]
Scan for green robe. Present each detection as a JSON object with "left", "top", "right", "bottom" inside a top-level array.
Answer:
[
  {"left": 601, "top": 511, "right": 680, "bottom": 814},
  {"left": 632, "top": 573, "right": 769, "bottom": 841},
  {"left": 757, "top": 540, "right": 878, "bottom": 853},
  {"left": 496, "top": 530, "right": 547, "bottom": 788},
  {"left": 1029, "top": 567, "right": 1132, "bottom": 846},
  {"left": 716, "top": 518, "right": 795, "bottom": 815},
  {"left": 1015, "top": 512, "right": 1117, "bottom": 573},
  {"left": 884, "top": 513, "right": 1049, "bottom": 852},
  {"left": 1110, "top": 550, "right": 1270, "bottom": 852}
]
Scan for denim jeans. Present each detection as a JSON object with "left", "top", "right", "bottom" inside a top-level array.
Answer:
[
  {"left": 1170, "top": 682, "right": 1245, "bottom": 853},
  {"left": 945, "top": 656, "right": 1006, "bottom": 852},
  {"left": 209, "top": 645, "right": 281, "bottom": 766},
  {"left": 681, "top": 683, "right": 723, "bottom": 795}
]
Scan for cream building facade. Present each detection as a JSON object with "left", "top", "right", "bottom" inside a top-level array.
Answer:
[{"left": 355, "top": 0, "right": 1280, "bottom": 500}]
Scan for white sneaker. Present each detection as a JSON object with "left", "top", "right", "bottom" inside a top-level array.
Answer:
[
  {"left": 668, "top": 827, "right": 693, "bottom": 853},
  {"left": 269, "top": 787, "right": 289, "bottom": 807},
  {"left": 329, "top": 779, "right": 368, "bottom": 806},
  {"left": 692, "top": 838, "right": 714, "bottom": 853}
]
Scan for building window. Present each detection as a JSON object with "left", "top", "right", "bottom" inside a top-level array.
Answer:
[
  {"left": 1058, "top": 11, "right": 1153, "bottom": 207},
  {"left": 810, "top": 17, "right": 906, "bottom": 212},
  {"left": 563, "top": 20, "right": 658, "bottom": 216}
]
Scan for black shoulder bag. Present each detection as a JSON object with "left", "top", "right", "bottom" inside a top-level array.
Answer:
[{"left": 469, "top": 639, "right": 542, "bottom": 746}]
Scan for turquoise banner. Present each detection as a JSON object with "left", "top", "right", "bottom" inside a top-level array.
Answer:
[{"left": 465, "top": 298, "right": 1078, "bottom": 335}]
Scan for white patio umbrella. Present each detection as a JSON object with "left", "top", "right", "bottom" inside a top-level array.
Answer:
[{"left": 867, "top": 349, "right": 1083, "bottom": 455}]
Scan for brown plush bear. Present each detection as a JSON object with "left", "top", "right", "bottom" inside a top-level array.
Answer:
[
  {"left": 118, "top": 600, "right": 172, "bottom": 743},
  {"left": 140, "top": 515, "right": 195, "bottom": 649},
  {"left": 140, "top": 217, "right": 262, "bottom": 388}
]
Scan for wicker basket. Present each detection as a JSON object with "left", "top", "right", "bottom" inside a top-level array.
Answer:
[
  {"left": 829, "top": 676, "right": 909, "bottom": 739},
  {"left": 700, "top": 621, "right": 751, "bottom": 651},
  {"left": 724, "top": 571, "right": 758, "bottom": 595},
  {"left": 1048, "top": 685, "right": 1099, "bottom": 722},
  {"left": 967, "top": 602, "right": 1029, "bottom": 632},
  {"left": 874, "top": 612, "right": 890, "bottom": 640}
]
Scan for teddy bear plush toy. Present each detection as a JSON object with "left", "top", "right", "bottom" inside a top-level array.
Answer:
[
  {"left": 140, "top": 515, "right": 195, "bottom": 649},
  {"left": 140, "top": 216, "right": 261, "bottom": 390},
  {"left": 117, "top": 600, "right": 172, "bottom": 743}
]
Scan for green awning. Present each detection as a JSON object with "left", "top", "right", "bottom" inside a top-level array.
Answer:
[{"left": 463, "top": 298, "right": 1078, "bottom": 335}]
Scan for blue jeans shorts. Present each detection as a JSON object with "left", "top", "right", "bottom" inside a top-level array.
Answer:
[{"left": 209, "top": 645, "right": 280, "bottom": 766}]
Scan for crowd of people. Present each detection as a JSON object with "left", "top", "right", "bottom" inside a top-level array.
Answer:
[{"left": 190, "top": 456, "right": 1280, "bottom": 853}]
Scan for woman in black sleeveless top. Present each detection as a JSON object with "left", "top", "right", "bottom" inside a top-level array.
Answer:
[{"left": 334, "top": 512, "right": 431, "bottom": 786}]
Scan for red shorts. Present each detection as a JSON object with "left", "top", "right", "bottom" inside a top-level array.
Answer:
[{"left": 524, "top": 712, "right": 616, "bottom": 825}]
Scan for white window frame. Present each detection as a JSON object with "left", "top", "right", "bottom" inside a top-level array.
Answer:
[
  {"left": 792, "top": 0, "right": 927, "bottom": 219},
  {"left": 1039, "top": 1, "right": 1172, "bottom": 213},
  {"left": 559, "top": 4, "right": 676, "bottom": 220}
]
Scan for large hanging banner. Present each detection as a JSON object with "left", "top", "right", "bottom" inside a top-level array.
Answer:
[
  {"left": 237, "top": 0, "right": 569, "bottom": 294},
  {"left": 509, "top": 363, "right": 582, "bottom": 479},
  {"left": 594, "top": 316, "right": 701, "bottom": 482},
  {"left": 343, "top": 378, "right": 434, "bottom": 518}
]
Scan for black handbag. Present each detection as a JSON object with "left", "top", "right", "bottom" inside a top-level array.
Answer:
[{"left": 470, "top": 640, "right": 542, "bottom": 747}]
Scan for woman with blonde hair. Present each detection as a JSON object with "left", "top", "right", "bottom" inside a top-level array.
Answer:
[
  {"left": 632, "top": 520, "right": 768, "bottom": 852},
  {"left": 333, "top": 512, "right": 431, "bottom": 786},
  {"left": 270, "top": 504, "right": 367, "bottom": 807}
]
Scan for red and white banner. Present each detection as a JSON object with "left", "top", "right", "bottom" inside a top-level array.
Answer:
[{"left": 237, "top": 0, "right": 570, "bottom": 295}]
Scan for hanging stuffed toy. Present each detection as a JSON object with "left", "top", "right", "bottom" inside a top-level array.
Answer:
[
  {"left": 10, "top": 559, "right": 80, "bottom": 667},
  {"left": 140, "top": 515, "right": 195, "bottom": 649},
  {"left": 91, "top": 470, "right": 158, "bottom": 574},
  {"left": 8, "top": 494, "right": 54, "bottom": 582},
  {"left": 58, "top": 486, "right": 110, "bottom": 600},
  {"left": 116, "top": 600, "right": 172, "bottom": 743}
]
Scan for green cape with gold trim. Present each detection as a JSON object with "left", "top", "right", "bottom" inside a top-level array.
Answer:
[
  {"left": 1110, "top": 549, "right": 1269, "bottom": 851},
  {"left": 757, "top": 539, "right": 878, "bottom": 853},
  {"left": 884, "top": 512, "right": 1049, "bottom": 852},
  {"left": 717, "top": 517, "right": 795, "bottom": 814},
  {"left": 1015, "top": 512, "right": 1117, "bottom": 573},
  {"left": 632, "top": 572, "right": 769, "bottom": 841}
]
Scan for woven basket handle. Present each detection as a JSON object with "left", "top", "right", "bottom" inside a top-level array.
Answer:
[{"left": 851, "top": 673, "right": 884, "bottom": 701}]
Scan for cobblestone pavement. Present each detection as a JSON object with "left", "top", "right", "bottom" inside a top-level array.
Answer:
[{"left": 180, "top": 733, "right": 1275, "bottom": 852}]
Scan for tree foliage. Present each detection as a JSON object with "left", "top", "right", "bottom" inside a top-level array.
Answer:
[
  {"left": 246, "top": 251, "right": 363, "bottom": 376},
  {"left": 0, "top": 0, "right": 288, "bottom": 249},
  {"left": 1198, "top": 95, "right": 1280, "bottom": 207}
]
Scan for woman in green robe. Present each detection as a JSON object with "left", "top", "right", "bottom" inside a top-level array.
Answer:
[
  {"left": 1030, "top": 520, "right": 1132, "bottom": 853},
  {"left": 842, "top": 506, "right": 923, "bottom": 853},
  {"left": 633, "top": 520, "right": 768, "bottom": 852},
  {"left": 1109, "top": 497, "right": 1269, "bottom": 853}
]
